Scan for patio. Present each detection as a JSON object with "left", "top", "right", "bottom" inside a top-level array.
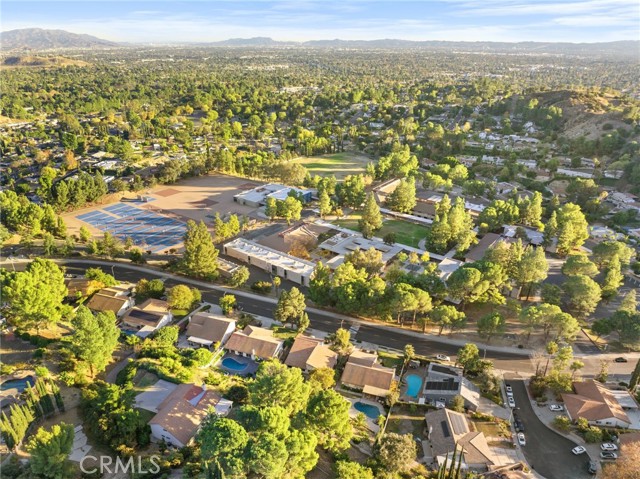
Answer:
[{"left": 217, "top": 352, "right": 259, "bottom": 377}]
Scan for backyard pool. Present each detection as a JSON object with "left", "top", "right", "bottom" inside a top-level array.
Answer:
[
  {"left": 405, "top": 374, "right": 423, "bottom": 397},
  {"left": 221, "top": 357, "right": 248, "bottom": 372},
  {"left": 0, "top": 376, "right": 35, "bottom": 392},
  {"left": 354, "top": 401, "right": 382, "bottom": 419}
]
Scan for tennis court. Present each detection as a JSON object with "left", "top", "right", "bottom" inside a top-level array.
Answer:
[{"left": 77, "top": 203, "right": 187, "bottom": 253}]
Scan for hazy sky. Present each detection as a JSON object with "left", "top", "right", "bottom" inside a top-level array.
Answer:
[{"left": 2, "top": 1, "right": 639, "bottom": 43}]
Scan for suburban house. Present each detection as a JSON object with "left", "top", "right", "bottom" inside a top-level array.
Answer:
[
  {"left": 562, "top": 380, "right": 638, "bottom": 429},
  {"left": 185, "top": 312, "right": 236, "bottom": 349},
  {"left": 464, "top": 233, "right": 503, "bottom": 263},
  {"left": 86, "top": 286, "right": 134, "bottom": 317},
  {"left": 150, "top": 384, "right": 232, "bottom": 448},
  {"left": 423, "top": 363, "right": 480, "bottom": 411},
  {"left": 64, "top": 278, "right": 94, "bottom": 298},
  {"left": 425, "top": 408, "right": 496, "bottom": 472},
  {"left": 223, "top": 238, "right": 315, "bottom": 286},
  {"left": 121, "top": 299, "right": 173, "bottom": 338},
  {"left": 341, "top": 350, "right": 395, "bottom": 399},
  {"left": 284, "top": 336, "right": 338, "bottom": 373},
  {"left": 225, "top": 326, "right": 284, "bottom": 361}
]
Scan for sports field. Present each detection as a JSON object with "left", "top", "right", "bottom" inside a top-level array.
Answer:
[
  {"left": 333, "top": 215, "right": 429, "bottom": 248},
  {"left": 293, "top": 151, "right": 371, "bottom": 180}
]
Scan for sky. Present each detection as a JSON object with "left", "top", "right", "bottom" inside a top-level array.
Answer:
[{"left": 2, "top": 0, "right": 639, "bottom": 44}]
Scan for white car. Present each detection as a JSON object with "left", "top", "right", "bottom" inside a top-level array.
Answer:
[
  {"left": 549, "top": 404, "right": 564, "bottom": 412},
  {"left": 506, "top": 391, "right": 514, "bottom": 398},
  {"left": 505, "top": 384, "right": 513, "bottom": 393},
  {"left": 601, "top": 443, "right": 618, "bottom": 451},
  {"left": 508, "top": 397, "right": 516, "bottom": 408},
  {"left": 600, "top": 452, "right": 618, "bottom": 460},
  {"left": 572, "top": 446, "right": 587, "bottom": 455},
  {"left": 436, "top": 354, "right": 451, "bottom": 362},
  {"left": 517, "top": 433, "right": 526, "bottom": 446}
]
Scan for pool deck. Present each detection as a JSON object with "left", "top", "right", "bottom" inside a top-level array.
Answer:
[
  {"left": 217, "top": 352, "right": 259, "bottom": 376},
  {"left": 400, "top": 367, "right": 428, "bottom": 403},
  {"left": 347, "top": 397, "right": 383, "bottom": 432}
]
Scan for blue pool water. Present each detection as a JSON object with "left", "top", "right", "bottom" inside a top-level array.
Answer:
[
  {"left": 222, "top": 357, "right": 248, "bottom": 371},
  {"left": 354, "top": 401, "right": 381, "bottom": 419},
  {"left": 405, "top": 374, "right": 422, "bottom": 397},
  {"left": 0, "top": 376, "right": 35, "bottom": 392}
]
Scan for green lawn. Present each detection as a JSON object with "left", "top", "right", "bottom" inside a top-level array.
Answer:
[
  {"left": 271, "top": 326, "right": 299, "bottom": 340},
  {"left": 333, "top": 215, "right": 429, "bottom": 248},
  {"left": 294, "top": 152, "right": 371, "bottom": 180}
]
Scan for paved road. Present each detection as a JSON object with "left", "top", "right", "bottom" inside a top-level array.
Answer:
[
  {"left": 54, "top": 260, "right": 536, "bottom": 372},
  {"left": 509, "top": 378, "right": 591, "bottom": 479}
]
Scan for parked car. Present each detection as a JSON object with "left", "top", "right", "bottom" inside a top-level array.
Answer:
[
  {"left": 572, "top": 446, "right": 587, "bottom": 455},
  {"left": 600, "top": 452, "right": 618, "bottom": 460},
  {"left": 506, "top": 391, "right": 514, "bottom": 398},
  {"left": 508, "top": 397, "right": 516, "bottom": 408},
  {"left": 436, "top": 354, "right": 451, "bottom": 362},
  {"left": 549, "top": 404, "right": 564, "bottom": 412},
  {"left": 614, "top": 357, "right": 628, "bottom": 363},
  {"left": 505, "top": 384, "right": 513, "bottom": 392},
  {"left": 601, "top": 443, "right": 618, "bottom": 451},
  {"left": 517, "top": 433, "right": 526, "bottom": 446},
  {"left": 587, "top": 460, "right": 597, "bottom": 474},
  {"left": 515, "top": 420, "right": 525, "bottom": 432}
]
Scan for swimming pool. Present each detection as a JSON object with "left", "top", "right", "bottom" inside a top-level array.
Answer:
[
  {"left": 405, "top": 374, "right": 422, "bottom": 397},
  {"left": 354, "top": 401, "right": 382, "bottom": 419},
  {"left": 221, "top": 357, "right": 248, "bottom": 372},
  {"left": 0, "top": 376, "right": 35, "bottom": 392}
]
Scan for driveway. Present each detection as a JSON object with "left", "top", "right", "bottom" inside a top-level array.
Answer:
[{"left": 508, "top": 378, "right": 591, "bottom": 479}]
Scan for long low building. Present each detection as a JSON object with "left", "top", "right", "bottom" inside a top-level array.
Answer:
[
  {"left": 223, "top": 238, "right": 315, "bottom": 285},
  {"left": 234, "top": 183, "right": 312, "bottom": 207}
]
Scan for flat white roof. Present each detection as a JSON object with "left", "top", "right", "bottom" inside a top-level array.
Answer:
[{"left": 225, "top": 238, "right": 315, "bottom": 276}]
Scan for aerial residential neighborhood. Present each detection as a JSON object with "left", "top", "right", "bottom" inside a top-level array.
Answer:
[{"left": 0, "top": 2, "right": 639, "bottom": 479}]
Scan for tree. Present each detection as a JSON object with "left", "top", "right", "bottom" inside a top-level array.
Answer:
[
  {"left": 543, "top": 211, "right": 558, "bottom": 248},
  {"left": 43, "top": 232, "right": 55, "bottom": 256},
  {"left": 404, "top": 344, "right": 415, "bottom": 365},
  {"left": 514, "top": 246, "right": 548, "bottom": 297},
  {"left": 431, "top": 305, "right": 466, "bottom": 335},
  {"left": 168, "top": 284, "right": 198, "bottom": 310},
  {"left": 562, "top": 254, "right": 599, "bottom": 277},
  {"left": 180, "top": 220, "right": 219, "bottom": 279},
  {"left": 85, "top": 267, "right": 117, "bottom": 287},
  {"left": 344, "top": 247, "right": 384, "bottom": 277},
  {"left": 386, "top": 179, "right": 417, "bottom": 213},
  {"left": 336, "top": 174, "right": 366, "bottom": 208},
  {"left": 198, "top": 417, "right": 248, "bottom": 478},
  {"left": 265, "top": 197, "right": 278, "bottom": 220},
  {"left": 71, "top": 307, "right": 120, "bottom": 376},
  {"left": 477, "top": 312, "right": 506, "bottom": 343},
  {"left": 329, "top": 328, "right": 353, "bottom": 355},
  {"left": 3, "top": 258, "right": 68, "bottom": 332},
  {"left": 249, "top": 360, "right": 310, "bottom": 415},
  {"left": 521, "top": 191, "right": 543, "bottom": 227},
  {"left": 219, "top": 294, "right": 236, "bottom": 315},
  {"left": 229, "top": 266, "right": 250, "bottom": 287},
  {"left": 592, "top": 240, "right": 634, "bottom": 268},
  {"left": 601, "top": 255, "right": 624, "bottom": 300},
  {"left": 305, "top": 389, "right": 353, "bottom": 452},
  {"left": 272, "top": 276, "right": 281, "bottom": 295},
  {"left": 153, "top": 326, "right": 179, "bottom": 347},
  {"left": 318, "top": 189, "right": 332, "bottom": 218},
  {"left": 629, "top": 358, "right": 640, "bottom": 391},
  {"left": 451, "top": 395, "right": 465, "bottom": 412},
  {"left": 245, "top": 433, "right": 288, "bottom": 479},
  {"left": 283, "top": 429, "right": 319, "bottom": 478},
  {"left": 135, "top": 278, "right": 165, "bottom": 300},
  {"left": 26, "top": 423, "right": 74, "bottom": 479},
  {"left": 335, "top": 460, "right": 374, "bottom": 479},
  {"left": 564, "top": 275, "right": 602, "bottom": 318},
  {"left": 274, "top": 287, "right": 306, "bottom": 326},
  {"left": 279, "top": 196, "right": 303, "bottom": 225},
  {"left": 359, "top": 193, "right": 382, "bottom": 238},
  {"left": 375, "top": 433, "right": 416, "bottom": 475},
  {"left": 619, "top": 290, "right": 637, "bottom": 314},
  {"left": 446, "top": 267, "right": 482, "bottom": 308},
  {"left": 570, "top": 360, "right": 585, "bottom": 379},
  {"left": 457, "top": 343, "right": 480, "bottom": 374},
  {"left": 555, "top": 203, "right": 589, "bottom": 256},
  {"left": 308, "top": 367, "right": 336, "bottom": 392}
]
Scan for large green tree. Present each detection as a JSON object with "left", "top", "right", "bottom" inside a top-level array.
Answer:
[
  {"left": 477, "top": 312, "right": 506, "bottom": 343},
  {"left": 375, "top": 432, "right": 416, "bottom": 476},
  {"left": 562, "top": 254, "right": 599, "bottom": 277},
  {"left": 198, "top": 417, "right": 248, "bottom": 478},
  {"left": 386, "top": 178, "right": 417, "bottom": 213},
  {"left": 248, "top": 360, "right": 310, "bottom": 415},
  {"left": 555, "top": 203, "right": 589, "bottom": 256},
  {"left": 359, "top": 193, "right": 383, "bottom": 238},
  {"left": 180, "top": 220, "right": 219, "bottom": 279},
  {"left": 71, "top": 307, "right": 120, "bottom": 376},
  {"left": 564, "top": 275, "right": 602, "bottom": 318},
  {"left": 274, "top": 287, "right": 307, "bottom": 326},
  {"left": 26, "top": 423, "right": 74, "bottom": 479},
  {"left": 305, "top": 389, "right": 353, "bottom": 453}
]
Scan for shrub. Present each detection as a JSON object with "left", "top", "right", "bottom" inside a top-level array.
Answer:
[
  {"left": 529, "top": 374, "right": 547, "bottom": 398},
  {"left": 576, "top": 417, "right": 590, "bottom": 432},
  {"left": 225, "top": 384, "right": 249, "bottom": 404},
  {"left": 250, "top": 280, "right": 273, "bottom": 294},
  {"left": 115, "top": 361, "right": 138, "bottom": 386},
  {"left": 584, "top": 426, "right": 603, "bottom": 443},
  {"left": 553, "top": 415, "right": 572, "bottom": 431}
]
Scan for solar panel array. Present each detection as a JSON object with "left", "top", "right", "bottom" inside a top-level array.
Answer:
[{"left": 77, "top": 203, "right": 186, "bottom": 253}]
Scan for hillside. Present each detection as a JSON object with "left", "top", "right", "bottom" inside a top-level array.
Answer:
[
  {"left": 1, "top": 55, "right": 89, "bottom": 68},
  {"left": 0, "top": 28, "right": 117, "bottom": 50}
]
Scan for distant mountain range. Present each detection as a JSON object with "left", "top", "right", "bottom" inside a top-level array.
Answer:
[
  {"left": 1, "top": 28, "right": 118, "bottom": 50},
  {"left": 1, "top": 28, "right": 638, "bottom": 58}
]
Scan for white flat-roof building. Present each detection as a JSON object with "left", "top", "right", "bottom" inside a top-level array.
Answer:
[
  {"left": 318, "top": 232, "right": 403, "bottom": 266},
  {"left": 234, "top": 183, "right": 312, "bottom": 207},
  {"left": 223, "top": 238, "right": 315, "bottom": 285}
]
